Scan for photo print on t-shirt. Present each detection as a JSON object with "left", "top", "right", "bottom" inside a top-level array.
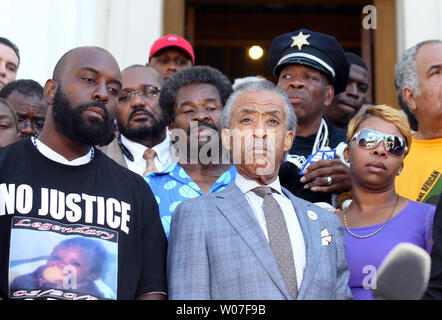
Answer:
[{"left": 8, "top": 217, "right": 118, "bottom": 300}]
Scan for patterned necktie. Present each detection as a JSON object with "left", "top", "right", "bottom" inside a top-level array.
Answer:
[
  {"left": 253, "top": 185, "right": 298, "bottom": 299},
  {"left": 143, "top": 148, "right": 158, "bottom": 176}
]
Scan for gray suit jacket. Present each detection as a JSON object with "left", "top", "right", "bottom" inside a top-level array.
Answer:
[{"left": 167, "top": 183, "right": 352, "bottom": 300}]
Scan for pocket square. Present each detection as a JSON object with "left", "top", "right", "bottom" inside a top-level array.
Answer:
[{"left": 321, "top": 227, "right": 333, "bottom": 246}]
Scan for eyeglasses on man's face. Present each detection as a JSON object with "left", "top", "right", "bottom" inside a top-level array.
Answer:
[
  {"left": 17, "top": 117, "right": 45, "bottom": 133},
  {"left": 118, "top": 85, "right": 161, "bottom": 103}
]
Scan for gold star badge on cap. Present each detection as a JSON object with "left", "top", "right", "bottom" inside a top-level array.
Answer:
[{"left": 290, "top": 31, "right": 310, "bottom": 50}]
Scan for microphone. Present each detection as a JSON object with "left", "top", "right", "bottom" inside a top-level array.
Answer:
[{"left": 372, "top": 243, "right": 431, "bottom": 300}]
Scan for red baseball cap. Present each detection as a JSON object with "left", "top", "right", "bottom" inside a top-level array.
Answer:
[{"left": 148, "top": 34, "right": 195, "bottom": 65}]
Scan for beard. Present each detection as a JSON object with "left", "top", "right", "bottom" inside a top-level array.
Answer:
[
  {"left": 52, "top": 86, "right": 114, "bottom": 146},
  {"left": 117, "top": 108, "right": 167, "bottom": 142}
]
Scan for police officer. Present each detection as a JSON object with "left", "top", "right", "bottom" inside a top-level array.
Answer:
[{"left": 269, "top": 28, "right": 351, "bottom": 207}]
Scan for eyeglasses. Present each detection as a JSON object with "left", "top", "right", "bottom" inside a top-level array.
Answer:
[
  {"left": 349, "top": 129, "right": 407, "bottom": 157},
  {"left": 17, "top": 118, "right": 45, "bottom": 132},
  {"left": 119, "top": 85, "right": 160, "bottom": 102}
]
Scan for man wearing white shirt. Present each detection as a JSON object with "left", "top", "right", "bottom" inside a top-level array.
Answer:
[
  {"left": 118, "top": 133, "right": 172, "bottom": 175},
  {"left": 234, "top": 173, "right": 306, "bottom": 291},
  {"left": 101, "top": 65, "right": 174, "bottom": 176},
  {"left": 167, "top": 79, "right": 351, "bottom": 299}
]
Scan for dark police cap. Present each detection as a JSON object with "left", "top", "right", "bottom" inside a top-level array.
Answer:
[{"left": 269, "top": 28, "right": 350, "bottom": 95}]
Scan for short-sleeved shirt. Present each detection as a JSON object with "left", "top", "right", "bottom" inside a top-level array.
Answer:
[
  {"left": 146, "top": 163, "right": 237, "bottom": 239},
  {"left": 396, "top": 136, "right": 442, "bottom": 206}
]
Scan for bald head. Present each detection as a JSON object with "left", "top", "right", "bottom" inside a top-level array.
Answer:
[
  {"left": 52, "top": 46, "right": 121, "bottom": 83},
  {"left": 116, "top": 63, "right": 166, "bottom": 146},
  {"left": 120, "top": 66, "right": 163, "bottom": 105},
  {"left": 122, "top": 65, "right": 164, "bottom": 87},
  {"left": 42, "top": 46, "right": 122, "bottom": 147}
]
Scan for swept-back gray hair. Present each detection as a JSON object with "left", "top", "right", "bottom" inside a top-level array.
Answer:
[
  {"left": 394, "top": 40, "right": 442, "bottom": 112},
  {"left": 221, "top": 79, "right": 297, "bottom": 135}
]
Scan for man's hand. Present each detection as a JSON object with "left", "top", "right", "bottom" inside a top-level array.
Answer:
[{"left": 299, "top": 159, "right": 351, "bottom": 193}]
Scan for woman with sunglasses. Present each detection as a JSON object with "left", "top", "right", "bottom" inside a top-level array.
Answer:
[{"left": 338, "top": 104, "right": 435, "bottom": 300}]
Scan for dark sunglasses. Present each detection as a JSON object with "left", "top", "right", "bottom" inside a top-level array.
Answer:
[{"left": 349, "top": 129, "right": 407, "bottom": 157}]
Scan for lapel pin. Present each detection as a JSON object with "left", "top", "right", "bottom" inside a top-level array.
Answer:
[{"left": 307, "top": 210, "right": 318, "bottom": 221}]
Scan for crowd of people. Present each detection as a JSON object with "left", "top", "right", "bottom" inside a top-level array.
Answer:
[{"left": 0, "top": 28, "right": 441, "bottom": 300}]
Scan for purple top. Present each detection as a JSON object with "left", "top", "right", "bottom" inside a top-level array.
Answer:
[{"left": 343, "top": 200, "right": 435, "bottom": 300}]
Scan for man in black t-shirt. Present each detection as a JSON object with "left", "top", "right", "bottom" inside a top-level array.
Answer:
[
  {"left": 0, "top": 46, "right": 167, "bottom": 300},
  {"left": 269, "top": 29, "right": 352, "bottom": 206}
]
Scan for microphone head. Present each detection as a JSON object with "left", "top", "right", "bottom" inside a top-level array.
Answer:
[{"left": 372, "top": 243, "right": 431, "bottom": 300}]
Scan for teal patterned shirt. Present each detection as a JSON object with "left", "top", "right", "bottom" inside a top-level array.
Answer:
[{"left": 145, "top": 163, "right": 237, "bottom": 239}]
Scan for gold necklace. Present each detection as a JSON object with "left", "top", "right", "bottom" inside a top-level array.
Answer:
[{"left": 343, "top": 195, "right": 399, "bottom": 239}]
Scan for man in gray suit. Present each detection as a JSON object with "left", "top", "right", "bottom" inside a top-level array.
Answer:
[
  {"left": 100, "top": 65, "right": 173, "bottom": 176},
  {"left": 167, "top": 80, "right": 352, "bottom": 300}
]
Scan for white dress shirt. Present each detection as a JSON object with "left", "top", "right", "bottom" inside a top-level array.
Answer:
[
  {"left": 120, "top": 134, "right": 174, "bottom": 176},
  {"left": 234, "top": 173, "right": 306, "bottom": 289}
]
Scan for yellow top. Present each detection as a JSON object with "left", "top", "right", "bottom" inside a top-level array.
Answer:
[{"left": 395, "top": 136, "right": 442, "bottom": 205}]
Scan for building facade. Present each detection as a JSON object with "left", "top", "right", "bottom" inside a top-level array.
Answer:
[{"left": 1, "top": 0, "right": 441, "bottom": 107}]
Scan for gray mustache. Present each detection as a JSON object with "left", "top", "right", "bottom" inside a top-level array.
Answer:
[{"left": 244, "top": 140, "right": 274, "bottom": 153}]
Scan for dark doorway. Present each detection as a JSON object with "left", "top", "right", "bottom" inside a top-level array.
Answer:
[{"left": 187, "top": 1, "right": 372, "bottom": 88}]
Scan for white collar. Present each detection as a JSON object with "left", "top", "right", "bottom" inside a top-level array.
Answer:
[
  {"left": 120, "top": 133, "right": 171, "bottom": 165},
  {"left": 32, "top": 136, "right": 94, "bottom": 166},
  {"left": 234, "top": 172, "right": 283, "bottom": 195}
]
